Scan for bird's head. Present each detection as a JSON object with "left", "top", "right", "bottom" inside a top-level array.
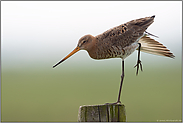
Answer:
[
  {"left": 53, "top": 34, "right": 95, "bottom": 68},
  {"left": 77, "top": 34, "right": 95, "bottom": 50}
]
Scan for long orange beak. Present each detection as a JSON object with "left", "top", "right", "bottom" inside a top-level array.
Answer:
[{"left": 53, "top": 47, "right": 80, "bottom": 68}]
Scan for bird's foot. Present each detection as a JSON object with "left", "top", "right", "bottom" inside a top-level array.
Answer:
[
  {"left": 134, "top": 60, "right": 143, "bottom": 75},
  {"left": 104, "top": 101, "right": 121, "bottom": 105}
]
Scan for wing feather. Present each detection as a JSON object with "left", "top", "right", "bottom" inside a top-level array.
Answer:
[{"left": 138, "top": 36, "right": 175, "bottom": 58}]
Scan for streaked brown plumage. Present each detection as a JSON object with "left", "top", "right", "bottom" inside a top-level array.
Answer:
[{"left": 53, "top": 15, "right": 175, "bottom": 104}]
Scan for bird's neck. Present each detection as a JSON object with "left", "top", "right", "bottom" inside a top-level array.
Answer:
[{"left": 86, "top": 37, "right": 98, "bottom": 59}]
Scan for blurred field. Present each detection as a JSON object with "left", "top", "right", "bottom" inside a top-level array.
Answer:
[{"left": 1, "top": 57, "right": 182, "bottom": 122}]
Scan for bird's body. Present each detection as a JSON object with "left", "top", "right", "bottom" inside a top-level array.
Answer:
[
  {"left": 79, "top": 16, "right": 154, "bottom": 60},
  {"left": 53, "top": 15, "right": 174, "bottom": 104}
]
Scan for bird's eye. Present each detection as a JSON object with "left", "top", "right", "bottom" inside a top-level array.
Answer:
[{"left": 83, "top": 40, "right": 86, "bottom": 44}]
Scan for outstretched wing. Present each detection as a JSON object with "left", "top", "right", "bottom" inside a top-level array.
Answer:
[{"left": 138, "top": 36, "right": 175, "bottom": 58}]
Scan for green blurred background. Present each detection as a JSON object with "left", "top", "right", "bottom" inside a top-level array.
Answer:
[
  {"left": 1, "top": 1, "right": 182, "bottom": 122},
  {"left": 2, "top": 56, "right": 182, "bottom": 122}
]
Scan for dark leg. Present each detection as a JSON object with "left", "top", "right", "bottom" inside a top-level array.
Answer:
[
  {"left": 116, "top": 60, "right": 124, "bottom": 103},
  {"left": 105, "top": 60, "right": 124, "bottom": 105},
  {"left": 134, "top": 43, "right": 143, "bottom": 75}
]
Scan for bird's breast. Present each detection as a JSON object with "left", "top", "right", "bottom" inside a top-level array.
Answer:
[{"left": 87, "top": 42, "right": 138, "bottom": 60}]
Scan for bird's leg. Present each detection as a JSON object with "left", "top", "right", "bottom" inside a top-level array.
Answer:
[
  {"left": 105, "top": 60, "right": 124, "bottom": 105},
  {"left": 116, "top": 60, "right": 124, "bottom": 104},
  {"left": 134, "top": 43, "right": 143, "bottom": 75}
]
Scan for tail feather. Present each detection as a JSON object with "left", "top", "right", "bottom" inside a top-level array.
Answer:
[{"left": 138, "top": 36, "right": 175, "bottom": 58}]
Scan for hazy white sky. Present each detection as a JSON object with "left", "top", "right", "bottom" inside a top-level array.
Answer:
[{"left": 1, "top": 1, "right": 182, "bottom": 68}]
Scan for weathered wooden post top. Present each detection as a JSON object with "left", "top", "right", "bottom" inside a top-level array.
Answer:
[{"left": 78, "top": 103, "right": 126, "bottom": 122}]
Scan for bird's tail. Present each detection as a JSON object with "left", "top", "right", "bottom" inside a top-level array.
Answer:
[{"left": 138, "top": 36, "right": 175, "bottom": 58}]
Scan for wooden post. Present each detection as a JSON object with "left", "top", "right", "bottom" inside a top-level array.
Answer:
[{"left": 78, "top": 104, "right": 126, "bottom": 122}]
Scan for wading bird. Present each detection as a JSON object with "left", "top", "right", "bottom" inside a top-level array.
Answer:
[{"left": 53, "top": 15, "right": 175, "bottom": 104}]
